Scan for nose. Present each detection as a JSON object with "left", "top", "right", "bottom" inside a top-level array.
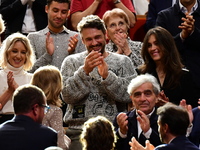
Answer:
[
  {"left": 16, "top": 52, "right": 22, "bottom": 58},
  {"left": 115, "top": 24, "right": 121, "bottom": 30},
  {"left": 150, "top": 44, "right": 157, "bottom": 50},
  {"left": 91, "top": 39, "right": 98, "bottom": 46},
  {"left": 57, "top": 11, "right": 62, "bottom": 18},
  {"left": 140, "top": 93, "right": 147, "bottom": 101}
]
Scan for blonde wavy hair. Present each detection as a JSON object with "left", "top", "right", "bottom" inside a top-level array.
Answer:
[
  {"left": 0, "top": 32, "right": 35, "bottom": 71},
  {"left": 31, "top": 65, "right": 63, "bottom": 107}
]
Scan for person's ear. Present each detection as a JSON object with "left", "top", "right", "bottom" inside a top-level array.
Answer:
[
  {"left": 45, "top": 5, "right": 48, "bottom": 13},
  {"left": 106, "top": 30, "right": 110, "bottom": 40},
  {"left": 67, "top": 9, "right": 70, "bottom": 18},
  {"left": 32, "top": 104, "right": 40, "bottom": 116},
  {"left": 163, "top": 123, "right": 169, "bottom": 133}
]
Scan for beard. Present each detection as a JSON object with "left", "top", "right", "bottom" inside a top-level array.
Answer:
[{"left": 87, "top": 43, "right": 105, "bottom": 54}]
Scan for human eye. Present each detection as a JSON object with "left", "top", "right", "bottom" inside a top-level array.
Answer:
[
  {"left": 85, "top": 38, "right": 92, "bottom": 42},
  {"left": 147, "top": 43, "right": 152, "bottom": 48},
  {"left": 95, "top": 35, "right": 102, "bottom": 40},
  {"left": 62, "top": 10, "right": 68, "bottom": 14},
  {"left": 53, "top": 8, "right": 59, "bottom": 13},
  {"left": 154, "top": 41, "right": 159, "bottom": 46},
  {"left": 21, "top": 51, "right": 27, "bottom": 54},
  {"left": 119, "top": 21, "right": 124, "bottom": 26},
  {"left": 11, "top": 49, "right": 18, "bottom": 53},
  {"left": 109, "top": 23, "right": 116, "bottom": 28},
  {"left": 133, "top": 92, "right": 141, "bottom": 98},
  {"left": 144, "top": 90, "right": 152, "bottom": 97}
]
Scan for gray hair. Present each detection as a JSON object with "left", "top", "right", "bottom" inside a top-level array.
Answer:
[{"left": 127, "top": 73, "right": 160, "bottom": 95}]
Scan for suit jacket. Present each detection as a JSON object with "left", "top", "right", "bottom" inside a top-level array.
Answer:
[
  {"left": 0, "top": 0, "right": 47, "bottom": 37},
  {"left": 155, "top": 135, "right": 199, "bottom": 150},
  {"left": 139, "top": 69, "right": 199, "bottom": 108},
  {"left": 0, "top": 115, "right": 57, "bottom": 150},
  {"left": 113, "top": 108, "right": 162, "bottom": 150},
  {"left": 145, "top": 0, "right": 173, "bottom": 31},
  {"left": 156, "top": 1, "right": 200, "bottom": 89},
  {"left": 188, "top": 107, "right": 200, "bottom": 147}
]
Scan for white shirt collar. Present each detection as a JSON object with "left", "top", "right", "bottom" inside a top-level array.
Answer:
[{"left": 179, "top": 0, "right": 198, "bottom": 15}]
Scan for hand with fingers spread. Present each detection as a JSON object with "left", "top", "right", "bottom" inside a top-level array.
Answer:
[
  {"left": 83, "top": 51, "right": 104, "bottom": 75},
  {"left": 129, "top": 137, "right": 154, "bottom": 150},
  {"left": 198, "top": 99, "right": 200, "bottom": 109},
  {"left": 156, "top": 90, "right": 169, "bottom": 107},
  {"left": 7, "top": 71, "right": 18, "bottom": 92},
  {"left": 179, "top": 99, "right": 193, "bottom": 125},
  {"left": 179, "top": 13, "right": 195, "bottom": 39},
  {"left": 137, "top": 110, "right": 150, "bottom": 133},
  {"left": 46, "top": 32, "right": 54, "bottom": 56},
  {"left": 68, "top": 34, "right": 79, "bottom": 55},
  {"left": 117, "top": 112, "right": 129, "bottom": 135}
]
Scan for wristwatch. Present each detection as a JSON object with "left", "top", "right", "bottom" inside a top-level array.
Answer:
[{"left": 114, "top": 0, "right": 121, "bottom": 4}]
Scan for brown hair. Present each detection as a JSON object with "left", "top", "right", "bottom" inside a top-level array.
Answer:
[
  {"left": 80, "top": 116, "right": 117, "bottom": 150},
  {"left": 139, "top": 26, "right": 183, "bottom": 88}
]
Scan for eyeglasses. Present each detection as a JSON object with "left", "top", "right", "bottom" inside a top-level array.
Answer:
[{"left": 41, "top": 104, "right": 50, "bottom": 114}]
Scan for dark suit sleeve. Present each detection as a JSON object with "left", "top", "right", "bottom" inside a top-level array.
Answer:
[
  {"left": 149, "top": 128, "right": 162, "bottom": 146},
  {"left": 188, "top": 107, "right": 200, "bottom": 147},
  {"left": 113, "top": 112, "right": 130, "bottom": 150},
  {"left": 184, "top": 27, "right": 200, "bottom": 50},
  {"left": 145, "top": 0, "right": 157, "bottom": 31},
  {"left": 0, "top": 0, "right": 25, "bottom": 22},
  {"left": 156, "top": 10, "right": 185, "bottom": 53}
]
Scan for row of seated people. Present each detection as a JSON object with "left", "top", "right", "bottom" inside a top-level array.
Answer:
[
  {"left": 0, "top": 0, "right": 200, "bottom": 150},
  {"left": 0, "top": 73, "right": 200, "bottom": 150}
]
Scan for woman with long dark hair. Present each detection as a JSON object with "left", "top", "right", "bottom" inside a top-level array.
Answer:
[{"left": 138, "top": 26, "right": 199, "bottom": 107}]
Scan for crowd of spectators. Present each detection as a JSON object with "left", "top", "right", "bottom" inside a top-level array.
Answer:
[{"left": 0, "top": 0, "right": 200, "bottom": 150}]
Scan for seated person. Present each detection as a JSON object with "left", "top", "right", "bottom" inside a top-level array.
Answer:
[
  {"left": 113, "top": 74, "right": 162, "bottom": 150},
  {"left": 130, "top": 102, "right": 199, "bottom": 150},
  {"left": 0, "top": 33, "right": 35, "bottom": 124},
  {"left": 0, "top": 84, "right": 57, "bottom": 150},
  {"left": 138, "top": 26, "right": 199, "bottom": 108},
  {"left": 80, "top": 116, "right": 117, "bottom": 150},
  {"left": 102, "top": 8, "right": 143, "bottom": 68}
]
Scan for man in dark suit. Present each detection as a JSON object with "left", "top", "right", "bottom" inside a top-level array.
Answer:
[
  {"left": 189, "top": 106, "right": 200, "bottom": 147},
  {"left": 130, "top": 102, "right": 199, "bottom": 150},
  {"left": 0, "top": 85, "right": 57, "bottom": 150},
  {"left": 0, "top": 0, "right": 47, "bottom": 38},
  {"left": 145, "top": 0, "right": 175, "bottom": 31},
  {"left": 156, "top": 0, "right": 200, "bottom": 90},
  {"left": 113, "top": 74, "right": 162, "bottom": 150}
]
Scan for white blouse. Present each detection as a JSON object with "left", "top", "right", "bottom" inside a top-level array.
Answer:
[{"left": 0, "top": 64, "right": 32, "bottom": 114}]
